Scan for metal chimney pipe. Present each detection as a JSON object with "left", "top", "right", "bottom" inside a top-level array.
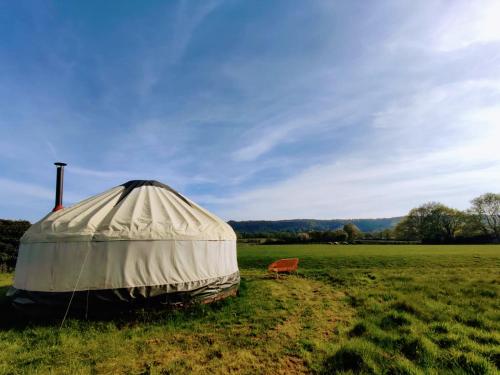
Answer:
[{"left": 53, "top": 162, "right": 67, "bottom": 212}]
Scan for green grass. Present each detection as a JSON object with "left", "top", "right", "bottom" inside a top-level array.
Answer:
[{"left": 0, "top": 244, "right": 499, "bottom": 374}]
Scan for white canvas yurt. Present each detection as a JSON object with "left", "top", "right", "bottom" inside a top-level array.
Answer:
[{"left": 9, "top": 166, "right": 239, "bottom": 313}]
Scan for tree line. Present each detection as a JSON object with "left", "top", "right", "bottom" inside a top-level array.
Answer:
[
  {"left": 238, "top": 193, "right": 500, "bottom": 244},
  {"left": 0, "top": 192, "right": 498, "bottom": 270},
  {"left": 229, "top": 217, "right": 401, "bottom": 234},
  {"left": 0, "top": 219, "right": 31, "bottom": 272},
  {"left": 393, "top": 193, "right": 499, "bottom": 243}
]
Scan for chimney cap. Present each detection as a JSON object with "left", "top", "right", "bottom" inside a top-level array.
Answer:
[{"left": 54, "top": 162, "right": 67, "bottom": 167}]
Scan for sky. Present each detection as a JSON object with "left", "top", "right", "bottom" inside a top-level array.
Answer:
[{"left": 1, "top": 0, "right": 500, "bottom": 222}]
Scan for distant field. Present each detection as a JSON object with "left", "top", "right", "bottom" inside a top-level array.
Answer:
[{"left": 0, "top": 244, "right": 499, "bottom": 374}]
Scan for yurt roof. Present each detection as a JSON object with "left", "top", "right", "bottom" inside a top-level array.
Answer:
[{"left": 22, "top": 180, "right": 235, "bottom": 243}]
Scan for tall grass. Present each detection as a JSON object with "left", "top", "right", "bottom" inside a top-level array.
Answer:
[{"left": 0, "top": 244, "right": 499, "bottom": 374}]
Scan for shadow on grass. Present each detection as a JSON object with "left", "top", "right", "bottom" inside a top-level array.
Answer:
[
  {"left": 321, "top": 339, "right": 382, "bottom": 374},
  {"left": 0, "top": 281, "right": 247, "bottom": 331}
]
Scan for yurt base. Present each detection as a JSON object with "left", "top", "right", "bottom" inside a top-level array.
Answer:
[{"left": 7, "top": 284, "right": 239, "bottom": 317}]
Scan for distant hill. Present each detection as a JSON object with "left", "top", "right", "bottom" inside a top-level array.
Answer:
[{"left": 228, "top": 217, "right": 403, "bottom": 234}]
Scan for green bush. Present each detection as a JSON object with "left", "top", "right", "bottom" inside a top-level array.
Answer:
[{"left": 0, "top": 219, "right": 30, "bottom": 270}]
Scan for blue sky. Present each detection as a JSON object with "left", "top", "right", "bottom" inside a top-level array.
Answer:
[{"left": 1, "top": 0, "right": 499, "bottom": 222}]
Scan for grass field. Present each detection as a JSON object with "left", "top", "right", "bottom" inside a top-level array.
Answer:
[{"left": 0, "top": 244, "right": 499, "bottom": 374}]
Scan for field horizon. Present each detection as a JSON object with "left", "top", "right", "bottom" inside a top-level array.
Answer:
[{"left": 228, "top": 217, "right": 403, "bottom": 234}]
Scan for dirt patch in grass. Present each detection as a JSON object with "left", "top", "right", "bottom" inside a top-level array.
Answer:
[{"left": 0, "top": 271, "right": 353, "bottom": 374}]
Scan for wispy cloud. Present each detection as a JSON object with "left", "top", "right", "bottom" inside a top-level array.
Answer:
[
  {"left": 433, "top": 0, "right": 500, "bottom": 52},
  {"left": 0, "top": 1, "right": 499, "bottom": 221},
  {"left": 138, "top": 0, "right": 222, "bottom": 97},
  {"left": 207, "top": 76, "right": 500, "bottom": 219},
  {"left": 211, "top": 149, "right": 500, "bottom": 220},
  {"left": 0, "top": 178, "right": 54, "bottom": 201},
  {"left": 69, "top": 166, "right": 132, "bottom": 179}
]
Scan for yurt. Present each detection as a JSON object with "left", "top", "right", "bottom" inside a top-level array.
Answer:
[{"left": 9, "top": 163, "right": 239, "bottom": 313}]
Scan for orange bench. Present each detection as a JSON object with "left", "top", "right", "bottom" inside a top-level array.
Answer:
[{"left": 268, "top": 258, "right": 299, "bottom": 274}]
